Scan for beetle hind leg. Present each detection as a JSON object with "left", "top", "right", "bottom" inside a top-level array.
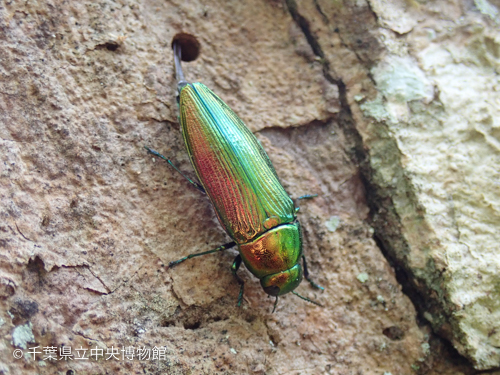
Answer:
[
  {"left": 231, "top": 255, "right": 245, "bottom": 307},
  {"left": 144, "top": 146, "right": 206, "bottom": 193},
  {"left": 302, "top": 255, "right": 324, "bottom": 290}
]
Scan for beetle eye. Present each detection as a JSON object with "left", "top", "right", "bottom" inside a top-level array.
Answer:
[{"left": 263, "top": 286, "right": 280, "bottom": 296}]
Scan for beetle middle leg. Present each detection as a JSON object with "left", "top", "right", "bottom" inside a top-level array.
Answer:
[
  {"left": 169, "top": 241, "right": 236, "bottom": 268},
  {"left": 144, "top": 146, "right": 206, "bottom": 193},
  {"left": 302, "top": 255, "right": 324, "bottom": 290},
  {"left": 231, "top": 255, "right": 245, "bottom": 307}
]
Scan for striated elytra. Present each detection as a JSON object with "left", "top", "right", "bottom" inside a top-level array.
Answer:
[{"left": 146, "top": 42, "right": 323, "bottom": 312}]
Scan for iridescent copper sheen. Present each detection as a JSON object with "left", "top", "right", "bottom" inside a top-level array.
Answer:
[
  {"left": 179, "top": 83, "right": 303, "bottom": 296},
  {"left": 239, "top": 223, "right": 302, "bottom": 278}
]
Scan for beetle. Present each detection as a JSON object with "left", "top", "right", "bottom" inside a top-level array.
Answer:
[{"left": 146, "top": 42, "right": 323, "bottom": 312}]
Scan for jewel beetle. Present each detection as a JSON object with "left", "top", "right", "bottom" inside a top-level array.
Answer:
[{"left": 146, "top": 41, "right": 323, "bottom": 312}]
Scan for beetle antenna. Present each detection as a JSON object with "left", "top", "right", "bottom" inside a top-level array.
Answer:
[
  {"left": 272, "top": 296, "right": 279, "bottom": 313},
  {"left": 173, "top": 41, "right": 188, "bottom": 91},
  {"left": 292, "top": 291, "right": 323, "bottom": 307}
]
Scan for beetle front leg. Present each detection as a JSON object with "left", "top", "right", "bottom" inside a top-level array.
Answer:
[
  {"left": 144, "top": 146, "right": 206, "bottom": 194},
  {"left": 294, "top": 194, "right": 318, "bottom": 213},
  {"left": 169, "top": 241, "right": 236, "bottom": 268},
  {"left": 297, "top": 194, "right": 318, "bottom": 200},
  {"left": 231, "top": 255, "right": 245, "bottom": 307},
  {"left": 302, "top": 255, "right": 324, "bottom": 290}
]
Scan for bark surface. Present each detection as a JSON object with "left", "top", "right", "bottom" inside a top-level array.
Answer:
[{"left": 0, "top": 0, "right": 497, "bottom": 374}]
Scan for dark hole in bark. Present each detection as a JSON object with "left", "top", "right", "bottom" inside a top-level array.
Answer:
[
  {"left": 161, "top": 320, "right": 174, "bottom": 327},
  {"left": 383, "top": 326, "right": 405, "bottom": 340},
  {"left": 104, "top": 42, "right": 119, "bottom": 51},
  {"left": 183, "top": 321, "right": 201, "bottom": 330},
  {"left": 171, "top": 33, "right": 201, "bottom": 62},
  {"left": 95, "top": 42, "right": 120, "bottom": 51},
  {"left": 10, "top": 298, "right": 39, "bottom": 320}
]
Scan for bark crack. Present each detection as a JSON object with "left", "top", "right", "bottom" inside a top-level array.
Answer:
[
  {"left": 254, "top": 118, "right": 331, "bottom": 136},
  {"left": 285, "top": 0, "right": 368, "bottom": 170},
  {"left": 14, "top": 222, "right": 35, "bottom": 242},
  {"left": 313, "top": 0, "right": 329, "bottom": 25},
  {"left": 39, "top": 313, "right": 103, "bottom": 347},
  {"left": 87, "top": 267, "right": 112, "bottom": 294},
  {"left": 284, "top": 2, "right": 475, "bottom": 368}
]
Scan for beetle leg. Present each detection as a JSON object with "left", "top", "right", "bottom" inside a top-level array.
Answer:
[
  {"left": 272, "top": 296, "right": 279, "bottom": 313},
  {"left": 294, "top": 194, "right": 318, "bottom": 213},
  {"left": 169, "top": 241, "right": 236, "bottom": 268},
  {"left": 297, "top": 194, "right": 318, "bottom": 200},
  {"left": 231, "top": 255, "right": 245, "bottom": 307},
  {"left": 292, "top": 291, "right": 323, "bottom": 307},
  {"left": 144, "top": 146, "right": 206, "bottom": 194},
  {"left": 302, "top": 255, "right": 324, "bottom": 290}
]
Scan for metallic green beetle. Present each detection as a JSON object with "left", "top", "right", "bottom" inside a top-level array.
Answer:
[{"left": 146, "top": 43, "right": 322, "bottom": 311}]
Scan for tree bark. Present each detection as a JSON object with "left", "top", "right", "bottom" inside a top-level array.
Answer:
[{"left": 1, "top": 0, "right": 497, "bottom": 374}]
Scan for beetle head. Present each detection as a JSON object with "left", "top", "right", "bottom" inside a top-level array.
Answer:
[{"left": 260, "top": 263, "right": 303, "bottom": 296}]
